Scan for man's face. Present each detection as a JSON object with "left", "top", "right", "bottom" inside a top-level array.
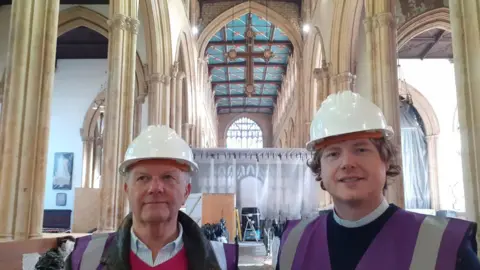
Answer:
[
  {"left": 320, "top": 138, "right": 386, "bottom": 204},
  {"left": 124, "top": 159, "right": 191, "bottom": 224}
]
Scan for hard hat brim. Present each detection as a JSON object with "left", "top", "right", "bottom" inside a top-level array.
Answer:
[
  {"left": 305, "top": 128, "right": 394, "bottom": 151},
  {"left": 118, "top": 157, "right": 199, "bottom": 176}
]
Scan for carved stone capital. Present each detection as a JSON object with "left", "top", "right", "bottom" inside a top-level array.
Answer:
[
  {"left": 331, "top": 72, "right": 356, "bottom": 89},
  {"left": 108, "top": 14, "right": 139, "bottom": 34},
  {"left": 363, "top": 18, "right": 373, "bottom": 33},
  {"left": 149, "top": 73, "right": 171, "bottom": 86},
  {"left": 374, "top": 12, "right": 395, "bottom": 29},
  {"left": 126, "top": 17, "right": 140, "bottom": 34},
  {"left": 108, "top": 14, "right": 128, "bottom": 31}
]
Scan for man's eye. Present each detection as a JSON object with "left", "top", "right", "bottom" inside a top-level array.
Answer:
[
  {"left": 326, "top": 152, "right": 338, "bottom": 158},
  {"left": 137, "top": 176, "right": 149, "bottom": 181}
]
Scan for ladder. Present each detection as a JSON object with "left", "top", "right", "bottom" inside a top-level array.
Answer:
[{"left": 243, "top": 214, "right": 259, "bottom": 242}]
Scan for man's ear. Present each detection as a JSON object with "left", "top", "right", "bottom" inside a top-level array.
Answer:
[
  {"left": 183, "top": 183, "right": 191, "bottom": 203},
  {"left": 124, "top": 179, "right": 129, "bottom": 193}
]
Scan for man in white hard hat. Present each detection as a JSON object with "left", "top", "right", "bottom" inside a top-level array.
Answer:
[
  {"left": 276, "top": 91, "right": 479, "bottom": 269},
  {"left": 66, "top": 125, "right": 238, "bottom": 270}
]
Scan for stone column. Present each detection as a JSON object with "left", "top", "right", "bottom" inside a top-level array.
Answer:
[
  {"left": 80, "top": 135, "right": 95, "bottom": 188},
  {"left": 449, "top": 0, "right": 480, "bottom": 232},
  {"left": 0, "top": 0, "right": 59, "bottom": 241},
  {"left": 170, "top": 62, "right": 179, "bottom": 129},
  {"left": 183, "top": 123, "right": 192, "bottom": 146},
  {"left": 98, "top": 0, "right": 139, "bottom": 232},
  {"left": 176, "top": 72, "right": 186, "bottom": 137},
  {"left": 364, "top": 0, "right": 404, "bottom": 208},
  {"left": 133, "top": 93, "right": 146, "bottom": 137},
  {"left": 148, "top": 73, "right": 171, "bottom": 125}
]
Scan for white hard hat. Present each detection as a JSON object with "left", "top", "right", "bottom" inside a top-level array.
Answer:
[
  {"left": 306, "top": 90, "right": 394, "bottom": 151},
  {"left": 118, "top": 125, "right": 198, "bottom": 175}
]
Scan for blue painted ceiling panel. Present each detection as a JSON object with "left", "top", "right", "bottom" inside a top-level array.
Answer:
[{"left": 206, "top": 12, "right": 293, "bottom": 114}]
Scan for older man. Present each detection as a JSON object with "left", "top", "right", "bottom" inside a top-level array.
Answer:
[
  {"left": 66, "top": 125, "right": 238, "bottom": 270},
  {"left": 277, "top": 91, "right": 479, "bottom": 269}
]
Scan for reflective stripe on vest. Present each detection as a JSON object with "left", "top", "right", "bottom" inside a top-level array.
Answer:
[
  {"left": 409, "top": 215, "right": 449, "bottom": 269},
  {"left": 279, "top": 216, "right": 318, "bottom": 270},
  {"left": 210, "top": 241, "right": 228, "bottom": 269},
  {"left": 79, "top": 233, "right": 111, "bottom": 270},
  {"left": 279, "top": 213, "right": 452, "bottom": 270}
]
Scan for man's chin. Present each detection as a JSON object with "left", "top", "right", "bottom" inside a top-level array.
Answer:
[{"left": 141, "top": 214, "right": 170, "bottom": 223}]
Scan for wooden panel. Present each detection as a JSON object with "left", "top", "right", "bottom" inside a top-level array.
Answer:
[
  {"left": 0, "top": 238, "right": 57, "bottom": 270},
  {"left": 201, "top": 193, "right": 236, "bottom": 242},
  {"left": 72, "top": 188, "right": 100, "bottom": 232}
]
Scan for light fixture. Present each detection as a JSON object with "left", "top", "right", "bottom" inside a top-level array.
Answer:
[
  {"left": 192, "top": 26, "right": 199, "bottom": 35},
  {"left": 302, "top": 24, "right": 310, "bottom": 33}
]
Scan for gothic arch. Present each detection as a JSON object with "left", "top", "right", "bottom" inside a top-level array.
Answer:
[
  {"left": 58, "top": 6, "right": 147, "bottom": 98},
  {"left": 398, "top": 81, "right": 440, "bottom": 137},
  {"left": 80, "top": 90, "right": 106, "bottom": 188},
  {"left": 197, "top": 1, "right": 303, "bottom": 58},
  {"left": 397, "top": 8, "right": 450, "bottom": 50},
  {"left": 329, "top": 0, "right": 363, "bottom": 75},
  {"left": 303, "top": 26, "right": 327, "bottom": 120},
  {"left": 81, "top": 91, "right": 105, "bottom": 139},
  {"left": 175, "top": 31, "right": 196, "bottom": 126},
  {"left": 139, "top": 0, "right": 172, "bottom": 75}
]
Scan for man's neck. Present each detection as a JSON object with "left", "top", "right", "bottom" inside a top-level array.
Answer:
[
  {"left": 334, "top": 196, "right": 386, "bottom": 222},
  {"left": 132, "top": 219, "right": 179, "bottom": 258}
]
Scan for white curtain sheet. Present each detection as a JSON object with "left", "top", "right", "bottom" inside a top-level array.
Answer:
[
  {"left": 191, "top": 148, "right": 321, "bottom": 220},
  {"left": 400, "top": 102, "right": 431, "bottom": 209}
]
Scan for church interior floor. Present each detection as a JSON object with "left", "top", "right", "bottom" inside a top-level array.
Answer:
[{"left": 238, "top": 241, "right": 274, "bottom": 269}]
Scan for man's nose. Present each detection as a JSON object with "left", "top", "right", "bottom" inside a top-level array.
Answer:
[
  {"left": 147, "top": 177, "right": 165, "bottom": 193},
  {"left": 340, "top": 151, "right": 357, "bottom": 171}
]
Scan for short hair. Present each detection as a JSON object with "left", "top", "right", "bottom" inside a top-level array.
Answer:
[{"left": 307, "top": 137, "right": 401, "bottom": 189}]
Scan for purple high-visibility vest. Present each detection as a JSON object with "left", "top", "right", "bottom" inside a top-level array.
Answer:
[
  {"left": 69, "top": 232, "right": 238, "bottom": 270},
  {"left": 278, "top": 209, "right": 471, "bottom": 270}
]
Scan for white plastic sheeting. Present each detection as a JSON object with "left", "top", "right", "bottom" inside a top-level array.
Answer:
[
  {"left": 400, "top": 102, "right": 430, "bottom": 209},
  {"left": 191, "top": 148, "right": 321, "bottom": 220}
]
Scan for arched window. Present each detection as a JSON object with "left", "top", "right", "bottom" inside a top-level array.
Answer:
[{"left": 226, "top": 117, "right": 263, "bottom": 149}]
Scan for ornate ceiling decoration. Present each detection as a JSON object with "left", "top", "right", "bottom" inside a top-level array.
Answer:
[{"left": 207, "top": 12, "right": 293, "bottom": 114}]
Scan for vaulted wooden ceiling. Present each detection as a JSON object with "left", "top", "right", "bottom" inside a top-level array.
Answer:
[
  {"left": 398, "top": 28, "right": 452, "bottom": 60},
  {"left": 207, "top": 13, "right": 293, "bottom": 115}
]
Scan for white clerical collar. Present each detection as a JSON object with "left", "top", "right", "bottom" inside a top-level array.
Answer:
[{"left": 333, "top": 199, "right": 389, "bottom": 228}]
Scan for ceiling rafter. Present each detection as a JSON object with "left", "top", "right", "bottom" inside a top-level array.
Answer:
[
  {"left": 419, "top": 29, "right": 446, "bottom": 60},
  {"left": 398, "top": 28, "right": 452, "bottom": 59},
  {"left": 215, "top": 94, "right": 277, "bottom": 102},
  {"left": 208, "top": 40, "right": 292, "bottom": 48}
]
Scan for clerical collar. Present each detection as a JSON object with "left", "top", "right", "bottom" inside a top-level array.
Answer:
[{"left": 333, "top": 199, "right": 389, "bottom": 228}]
